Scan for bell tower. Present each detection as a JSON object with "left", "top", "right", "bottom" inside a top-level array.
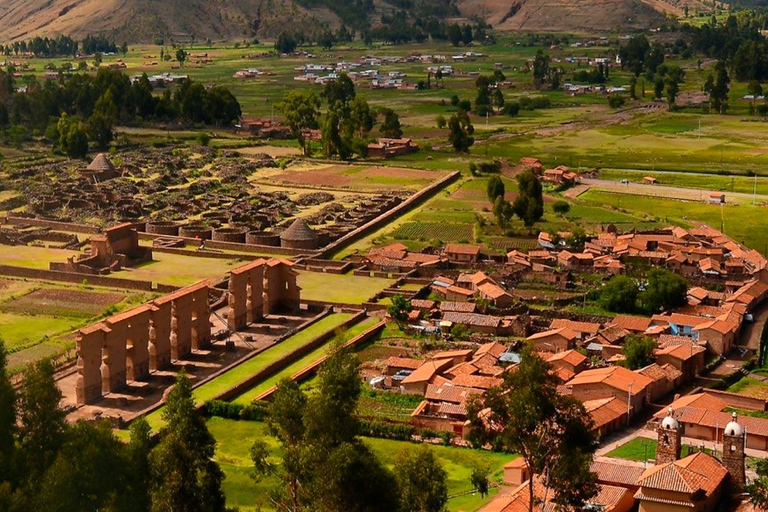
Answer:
[
  {"left": 656, "top": 407, "right": 682, "bottom": 464},
  {"left": 722, "top": 412, "right": 746, "bottom": 491}
]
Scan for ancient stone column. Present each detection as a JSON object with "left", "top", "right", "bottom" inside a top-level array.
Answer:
[
  {"left": 148, "top": 318, "right": 158, "bottom": 370},
  {"left": 170, "top": 301, "right": 180, "bottom": 360}
]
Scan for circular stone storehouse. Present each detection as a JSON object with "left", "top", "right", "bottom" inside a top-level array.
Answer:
[{"left": 280, "top": 219, "right": 318, "bottom": 250}]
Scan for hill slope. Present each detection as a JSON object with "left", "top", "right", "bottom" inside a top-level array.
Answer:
[
  {"left": 0, "top": 0, "right": 671, "bottom": 43},
  {"left": 459, "top": 0, "right": 668, "bottom": 32}
]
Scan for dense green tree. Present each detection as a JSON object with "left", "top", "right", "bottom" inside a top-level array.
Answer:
[
  {"left": 149, "top": 372, "right": 225, "bottom": 512},
  {"left": 0, "top": 341, "right": 15, "bottom": 483},
  {"left": 379, "top": 108, "right": 403, "bottom": 138},
  {"left": 486, "top": 175, "right": 505, "bottom": 202},
  {"left": 447, "top": 109, "right": 474, "bottom": 153},
  {"left": 278, "top": 90, "right": 321, "bottom": 156},
  {"left": 601, "top": 275, "right": 640, "bottom": 313},
  {"left": 492, "top": 195, "right": 513, "bottom": 228},
  {"left": 35, "top": 421, "right": 131, "bottom": 512},
  {"left": 175, "top": 48, "right": 187, "bottom": 66},
  {"left": 622, "top": 334, "right": 657, "bottom": 370},
  {"left": 565, "top": 227, "right": 587, "bottom": 251},
  {"left": 18, "top": 359, "right": 67, "bottom": 478},
  {"left": 639, "top": 268, "right": 688, "bottom": 314},
  {"left": 512, "top": 170, "right": 544, "bottom": 227},
  {"left": 492, "top": 88, "right": 505, "bottom": 111},
  {"left": 471, "top": 466, "right": 491, "bottom": 498},
  {"left": 436, "top": 115, "right": 446, "bottom": 129},
  {"left": 705, "top": 61, "right": 730, "bottom": 114},
  {"left": 396, "top": 445, "right": 448, "bottom": 512},
  {"left": 127, "top": 418, "right": 153, "bottom": 512},
  {"left": 322, "top": 73, "right": 356, "bottom": 106},
  {"left": 387, "top": 294, "right": 412, "bottom": 327},
  {"left": 467, "top": 346, "right": 598, "bottom": 512},
  {"left": 87, "top": 112, "right": 113, "bottom": 150},
  {"left": 256, "top": 348, "right": 400, "bottom": 512},
  {"left": 532, "top": 50, "right": 550, "bottom": 89},
  {"left": 747, "top": 458, "right": 768, "bottom": 508},
  {"left": 619, "top": 34, "right": 650, "bottom": 76},
  {"left": 275, "top": 33, "right": 298, "bottom": 54},
  {"left": 552, "top": 200, "right": 570, "bottom": 216}
]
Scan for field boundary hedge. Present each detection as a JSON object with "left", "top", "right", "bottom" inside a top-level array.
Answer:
[{"left": 0, "top": 264, "right": 158, "bottom": 291}]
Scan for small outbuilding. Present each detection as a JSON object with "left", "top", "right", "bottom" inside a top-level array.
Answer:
[
  {"left": 708, "top": 192, "right": 726, "bottom": 204},
  {"left": 82, "top": 153, "right": 117, "bottom": 182},
  {"left": 280, "top": 219, "right": 319, "bottom": 250}
]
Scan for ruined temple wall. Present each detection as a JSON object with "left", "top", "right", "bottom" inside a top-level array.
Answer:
[
  {"left": 105, "top": 306, "right": 151, "bottom": 382},
  {"left": 149, "top": 302, "right": 172, "bottom": 370},
  {"left": 264, "top": 261, "right": 300, "bottom": 314},
  {"left": 76, "top": 326, "right": 107, "bottom": 405},
  {"left": 228, "top": 260, "right": 266, "bottom": 330}
]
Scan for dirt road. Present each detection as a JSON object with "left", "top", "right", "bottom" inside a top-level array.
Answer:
[{"left": 578, "top": 178, "right": 768, "bottom": 205}]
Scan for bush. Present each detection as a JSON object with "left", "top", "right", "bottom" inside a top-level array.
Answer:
[
  {"left": 502, "top": 102, "right": 520, "bottom": 116},
  {"left": 518, "top": 96, "right": 550, "bottom": 110},
  {"left": 359, "top": 419, "right": 415, "bottom": 441},
  {"left": 552, "top": 200, "right": 570, "bottom": 215},
  {"left": 196, "top": 132, "right": 211, "bottom": 146},
  {"left": 204, "top": 400, "right": 268, "bottom": 421},
  {"left": 608, "top": 95, "right": 626, "bottom": 109},
  {"left": 458, "top": 99, "right": 472, "bottom": 112}
]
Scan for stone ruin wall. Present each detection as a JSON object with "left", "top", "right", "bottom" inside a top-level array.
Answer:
[
  {"left": 75, "top": 281, "right": 211, "bottom": 405},
  {"left": 75, "top": 259, "right": 300, "bottom": 406}
]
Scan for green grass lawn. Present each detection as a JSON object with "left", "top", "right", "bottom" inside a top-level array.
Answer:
[
  {"left": 0, "top": 245, "right": 80, "bottom": 270},
  {"left": 297, "top": 271, "right": 394, "bottom": 304},
  {"left": 232, "top": 316, "right": 380, "bottom": 404},
  {"left": 142, "top": 313, "right": 353, "bottom": 430},
  {"left": 113, "top": 252, "right": 244, "bottom": 287},
  {"left": 208, "top": 417, "right": 513, "bottom": 512},
  {"left": 727, "top": 377, "right": 768, "bottom": 398},
  {"left": 605, "top": 437, "right": 657, "bottom": 462},
  {"left": 0, "top": 312, "right": 81, "bottom": 351}
]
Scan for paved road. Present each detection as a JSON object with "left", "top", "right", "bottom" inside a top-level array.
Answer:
[
  {"left": 579, "top": 178, "right": 768, "bottom": 205},
  {"left": 740, "top": 300, "right": 768, "bottom": 352}
]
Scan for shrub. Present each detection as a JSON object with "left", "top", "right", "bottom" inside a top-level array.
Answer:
[
  {"left": 196, "top": 132, "right": 211, "bottom": 146},
  {"left": 608, "top": 95, "right": 626, "bottom": 109}
]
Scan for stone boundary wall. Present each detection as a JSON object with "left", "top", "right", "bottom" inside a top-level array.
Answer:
[
  {"left": 0, "top": 264, "right": 155, "bottom": 291},
  {"left": 211, "top": 310, "right": 367, "bottom": 403},
  {"left": 354, "top": 268, "right": 405, "bottom": 279},
  {"left": 303, "top": 298, "right": 378, "bottom": 310},
  {"left": 255, "top": 320, "right": 386, "bottom": 401},
  {"left": 152, "top": 246, "right": 257, "bottom": 261},
  {"left": 137, "top": 232, "right": 314, "bottom": 257},
  {"left": 693, "top": 387, "right": 768, "bottom": 412},
  {"left": 317, "top": 170, "right": 461, "bottom": 258},
  {"left": 5, "top": 216, "right": 102, "bottom": 234},
  {"left": 534, "top": 308, "right": 613, "bottom": 325}
]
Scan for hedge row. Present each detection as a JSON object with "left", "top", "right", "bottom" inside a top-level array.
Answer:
[{"left": 204, "top": 400, "right": 268, "bottom": 421}]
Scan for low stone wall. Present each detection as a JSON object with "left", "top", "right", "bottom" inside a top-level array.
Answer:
[
  {"left": 255, "top": 320, "right": 386, "bottom": 401},
  {"left": 6, "top": 216, "right": 102, "bottom": 234},
  {"left": 152, "top": 246, "right": 255, "bottom": 261},
  {"left": 137, "top": 232, "right": 313, "bottom": 257},
  {"left": 0, "top": 264, "right": 155, "bottom": 291},
  {"left": 211, "top": 310, "right": 367, "bottom": 403},
  {"left": 534, "top": 309, "right": 613, "bottom": 325},
  {"left": 317, "top": 170, "right": 461, "bottom": 258}
]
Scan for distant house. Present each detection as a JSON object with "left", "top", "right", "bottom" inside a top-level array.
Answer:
[
  {"left": 519, "top": 157, "right": 543, "bottom": 174},
  {"left": 400, "top": 358, "right": 454, "bottom": 394},
  {"left": 643, "top": 176, "right": 658, "bottom": 185},
  {"left": 444, "top": 244, "right": 481, "bottom": 264},
  {"left": 526, "top": 327, "right": 578, "bottom": 353},
  {"left": 476, "top": 282, "right": 515, "bottom": 308},
  {"left": 367, "top": 138, "right": 419, "bottom": 158},
  {"left": 709, "top": 192, "right": 726, "bottom": 204},
  {"left": 566, "top": 366, "right": 653, "bottom": 416}
]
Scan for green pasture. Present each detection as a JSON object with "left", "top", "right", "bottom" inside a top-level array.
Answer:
[
  {"left": 208, "top": 417, "right": 513, "bottom": 512},
  {"left": 231, "top": 315, "right": 380, "bottom": 404},
  {"left": 296, "top": 271, "right": 394, "bottom": 304}
]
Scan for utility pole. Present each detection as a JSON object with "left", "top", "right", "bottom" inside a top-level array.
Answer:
[{"left": 754, "top": 173, "right": 758, "bottom": 205}]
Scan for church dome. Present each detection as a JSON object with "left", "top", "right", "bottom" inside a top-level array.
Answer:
[
  {"left": 661, "top": 407, "right": 679, "bottom": 430},
  {"left": 725, "top": 412, "right": 744, "bottom": 436}
]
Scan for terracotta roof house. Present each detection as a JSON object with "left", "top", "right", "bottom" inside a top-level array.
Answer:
[
  {"left": 547, "top": 349, "right": 587, "bottom": 378},
  {"left": 550, "top": 318, "right": 601, "bottom": 339},
  {"left": 526, "top": 327, "right": 578, "bottom": 353},
  {"left": 444, "top": 243, "right": 481, "bottom": 264},
  {"left": 634, "top": 451, "right": 728, "bottom": 512},
  {"left": 280, "top": 219, "right": 319, "bottom": 250},
  {"left": 476, "top": 282, "right": 515, "bottom": 308},
  {"left": 439, "top": 301, "right": 477, "bottom": 313},
  {"left": 610, "top": 315, "right": 653, "bottom": 334},
  {"left": 566, "top": 366, "right": 653, "bottom": 416},
  {"left": 654, "top": 343, "right": 706, "bottom": 382},
  {"left": 584, "top": 396, "right": 629, "bottom": 439},
  {"left": 384, "top": 357, "right": 423, "bottom": 375},
  {"left": 591, "top": 460, "right": 645, "bottom": 491},
  {"left": 400, "top": 358, "right": 454, "bottom": 395},
  {"left": 430, "top": 349, "right": 473, "bottom": 366},
  {"left": 441, "top": 312, "right": 504, "bottom": 334}
]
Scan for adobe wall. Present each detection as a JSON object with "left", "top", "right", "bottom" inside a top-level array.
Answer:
[
  {"left": 228, "top": 259, "right": 267, "bottom": 331},
  {"left": 0, "top": 264, "right": 155, "bottom": 291},
  {"left": 137, "top": 231, "right": 314, "bottom": 257},
  {"left": 265, "top": 260, "right": 300, "bottom": 313},
  {"left": 698, "top": 388, "right": 768, "bottom": 412},
  {"left": 75, "top": 280, "right": 212, "bottom": 405},
  {"left": 6, "top": 215, "right": 102, "bottom": 234}
]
